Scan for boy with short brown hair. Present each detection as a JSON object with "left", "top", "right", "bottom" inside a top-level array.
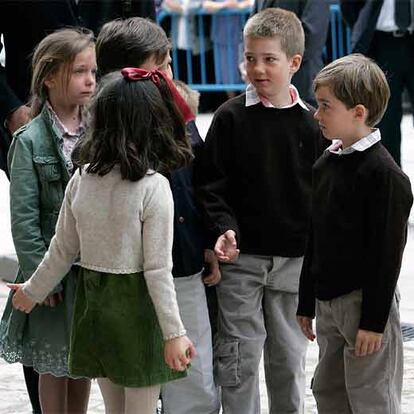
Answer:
[
  {"left": 297, "top": 54, "right": 413, "bottom": 414},
  {"left": 195, "top": 7, "right": 326, "bottom": 413}
]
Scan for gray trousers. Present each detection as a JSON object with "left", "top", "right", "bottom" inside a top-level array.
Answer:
[
  {"left": 161, "top": 272, "right": 220, "bottom": 414},
  {"left": 313, "top": 289, "right": 403, "bottom": 414},
  {"left": 215, "top": 254, "right": 308, "bottom": 414}
]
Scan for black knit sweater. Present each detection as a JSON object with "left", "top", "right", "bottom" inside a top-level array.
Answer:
[
  {"left": 195, "top": 93, "right": 327, "bottom": 257},
  {"left": 297, "top": 142, "right": 413, "bottom": 333}
]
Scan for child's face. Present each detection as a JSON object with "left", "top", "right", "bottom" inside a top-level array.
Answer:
[
  {"left": 314, "top": 86, "right": 364, "bottom": 141},
  {"left": 46, "top": 46, "right": 97, "bottom": 107},
  {"left": 244, "top": 36, "right": 301, "bottom": 100},
  {"left": 141, "top": 52, "right": 173, "bottom": 79}
]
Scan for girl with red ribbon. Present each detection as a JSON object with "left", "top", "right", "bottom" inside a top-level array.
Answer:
[
  {"left": 9, "top": 70, "right": 196, "bottom": 414},
  {"left": 93, "top": 17, "right": 221, "bottom": 414}
]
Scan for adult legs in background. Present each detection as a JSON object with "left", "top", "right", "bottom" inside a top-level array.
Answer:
[
  {"left": 368, "top": 32, "right": 414, "bottom": 166},
  {"left": 0, "top": 125, "right": 11, "bottom": 179},
  {"left": 205, "top": 284, "right": 218, "bottom": 340}
]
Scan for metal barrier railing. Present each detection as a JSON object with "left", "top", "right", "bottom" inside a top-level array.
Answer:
[
  {"left": 329, "top": 4, "right": 352, "bottom": 62},
  {"left": 157, "top": 4, "right": 352, "bottom": 92}
]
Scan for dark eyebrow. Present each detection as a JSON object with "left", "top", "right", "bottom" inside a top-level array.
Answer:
[
  {"left": 73, "top": 63, "right": 97, "bottom": 69},
  {"left": 244, "top": 52, "right": 277, "bottom": 57}
]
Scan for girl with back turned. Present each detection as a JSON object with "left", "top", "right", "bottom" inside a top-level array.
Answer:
[{"left": 9, "top": 68, "right": 195, "bottom": 414}]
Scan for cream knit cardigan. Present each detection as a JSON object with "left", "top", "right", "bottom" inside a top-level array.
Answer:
[{"left": 22, "top": 167, "right": 186, "bottom": 340}]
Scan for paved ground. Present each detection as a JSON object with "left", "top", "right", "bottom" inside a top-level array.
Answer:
[{"left": 0, "top": 113, "right": 413, "bottom": 413}]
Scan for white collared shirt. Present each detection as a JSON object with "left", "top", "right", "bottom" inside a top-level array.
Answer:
[
  {"left": 376, "top": 0, "right": 414, "bottom": 31},
  {"left": 327, "top": 128, "right": 381, "bottom": 156},
  {"left": 245, "top": 83, "right": 309, "bottom": 111}
]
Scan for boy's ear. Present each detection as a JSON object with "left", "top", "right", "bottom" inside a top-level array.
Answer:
[
  {"left": 289, "top": 54, "right": 302, "bottom": 75},
  {"left": 353, "top": 104, "right": 368, "bottom": 122}
]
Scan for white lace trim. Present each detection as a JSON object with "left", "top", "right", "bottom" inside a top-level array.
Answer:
[
  {"left": 0, "top": 322, "right": 77, "bottom": 378},
  {"left": 80, "top": 262, "right": 143, "bottom": 274},
  {"left": 164, "top": 330, "right": 187, "bottom": 341}
]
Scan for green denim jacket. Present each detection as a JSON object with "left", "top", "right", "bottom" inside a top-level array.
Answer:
[{"left": 8, "top": 106, "right": 71, "bottom": 284}]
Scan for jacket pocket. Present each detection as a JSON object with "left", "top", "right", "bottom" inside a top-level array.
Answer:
[
  {"left": 214, "top": 339, "right": 240, "bottom": 386},
  {"left": 33, "top": 156, "right": 61, "bottom": 182},
  {"left": 33, "top": 156, "right": 64, "bottom": 212}
]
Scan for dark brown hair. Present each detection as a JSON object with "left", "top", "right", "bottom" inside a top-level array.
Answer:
[
  {"left": 77, "top": 71, "right": 193, "bottom": 181},
  {"left": 314, "top": 54, "right": 390, "bottom": 127},
  {"left": 96, "top": 17, "right": 170, "bottom": 76}
]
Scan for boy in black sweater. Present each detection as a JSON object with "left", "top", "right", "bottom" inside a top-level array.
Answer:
[
  {"left": 297, "top": 54, "right": 413, "bottom": 414},
  {"left": 195, "top": 8, "right": 326, "bottom": 414}
]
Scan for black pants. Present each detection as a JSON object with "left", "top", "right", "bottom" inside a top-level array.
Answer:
[
  {"left": 205, "top": 284, "right": 218, "bottom": 340},
  {"left": 0, "top": 124, "right": 11, "bottom": 179},
  {"left": 368, "top": 31, "right": 414, "bottom": 166}
]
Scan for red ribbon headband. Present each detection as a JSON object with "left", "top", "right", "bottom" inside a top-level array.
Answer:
[{"left": 121, "top": 67, "right": 195, "bottom": 123}]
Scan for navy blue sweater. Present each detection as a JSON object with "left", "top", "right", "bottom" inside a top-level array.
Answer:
[{"left": 170, "top": 120, "right": 205, "bottom": 277}]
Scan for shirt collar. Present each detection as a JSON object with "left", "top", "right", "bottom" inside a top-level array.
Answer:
[
  {"left": 46, "top": 101, "right": 85, "bottom": 138},
  {"left": 245, "top": 83, "right": 309, "bottom": 111},
  {"left": 327, "top": 129, "right": 381, "bottom": 155}
]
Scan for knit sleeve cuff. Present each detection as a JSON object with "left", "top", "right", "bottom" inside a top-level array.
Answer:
[
  {"left": 21, "top": 283, "right": 46, "bottom": 304},
  {"left": 164, "top": 329, "right": 187, "bottom": 341}
]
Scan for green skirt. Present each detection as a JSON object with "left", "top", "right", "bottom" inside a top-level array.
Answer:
[{"left": 69, "top": 268, "right": 186, "bottom": 387}]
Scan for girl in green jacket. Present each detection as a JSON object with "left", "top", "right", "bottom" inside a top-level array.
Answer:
[{"left": 0, "top": 28, "right": 96, "bottom": 413}]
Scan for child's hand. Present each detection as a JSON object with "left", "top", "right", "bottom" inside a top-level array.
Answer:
[
  {"left": 203, "top": 249, "right": 221, "bottom": 286},
  {"left": 223, "top": 0, "right": 239, "bottom": 8},
  {"left": 42, "top": 291, "right": 64, "bottom": 307},
  {"left": 6, "top": 105, "right": 31, "bottom": 134},
  {"left": 235, "top": 0, "right": 253, "bottom": 9},
  {"left": 7, "top": 283, "right": 36, "bottom": 313},
  {"left": 163, "top": 0, "right": 184, "bottom": 13},
  {"left": 215, "top": 230, "right": 240, "bottom": 262},
  {"left": 164, "top": 335, "right": 196, "bottom": 371},
  {"left": 354, "top": 329, "right": 383, "bottom": 357},
  {"left": 203, "top": 1, "right": 225, "bottom": 12},
  {"left": 296, "top": 316, "right": 316, "bottom": 341}
]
